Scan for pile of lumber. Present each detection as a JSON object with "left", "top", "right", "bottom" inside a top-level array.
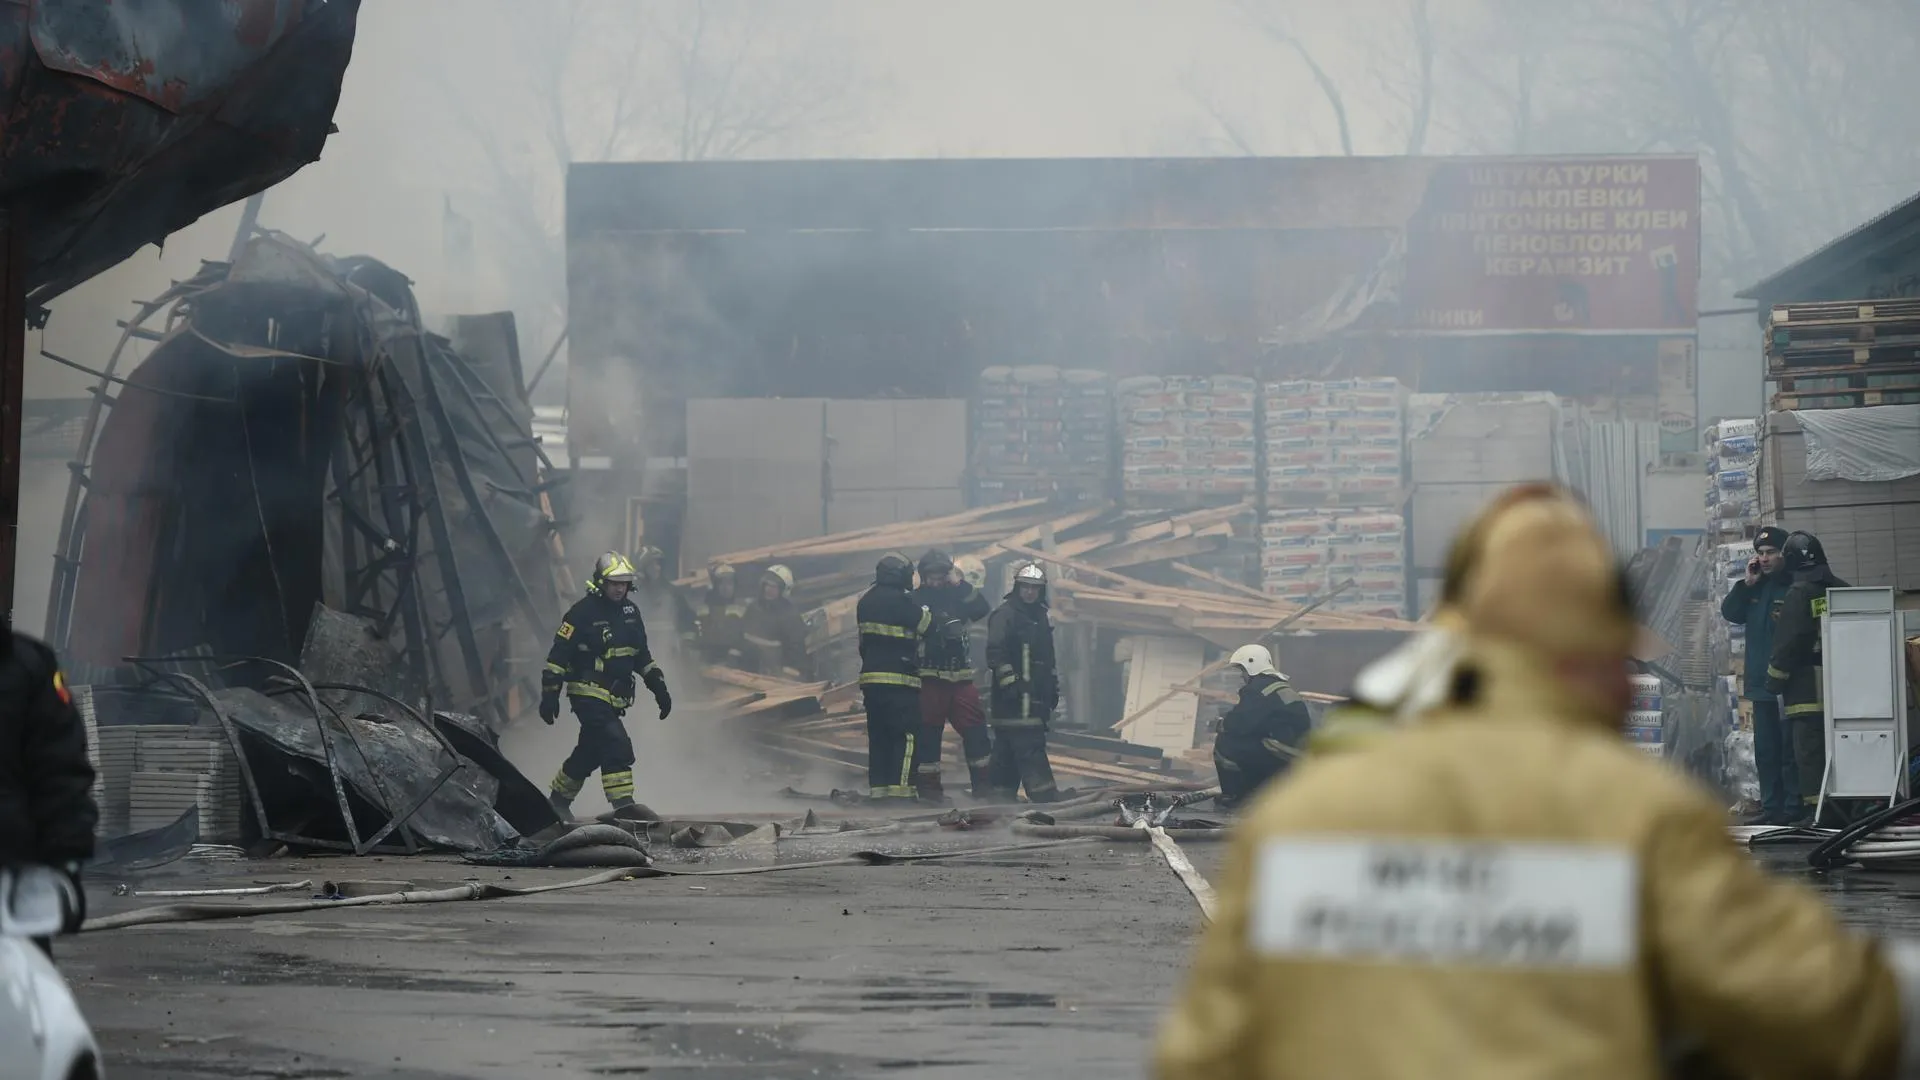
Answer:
[
  {"left": 700, "top": 671, "right": 1197, "bottom": 788},
  {"left": 1766, "top": 297, "right": 1920, "bottom": 409},
  {"left": 683, "top": 497, "right": 1416, "bottom": 653}
]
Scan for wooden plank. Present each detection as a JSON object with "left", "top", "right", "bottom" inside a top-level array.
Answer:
[
  {"left": 1169, "top": 561, "right": 1271, "bottom": 603},
  {"left": 1085, "top": 529, "right": 1229, "bottom": 570}
]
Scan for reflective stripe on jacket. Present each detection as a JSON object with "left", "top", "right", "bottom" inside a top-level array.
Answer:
[
  {"left": 542, "top": 592, "right": 656, "bottom": 710},
  {"left": 857, "top": 583, "right": 931, "bottom": 689}
]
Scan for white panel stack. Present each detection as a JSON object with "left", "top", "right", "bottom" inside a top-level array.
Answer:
[
  {"left": 1705, "top": 418, "right": 1761, "bottom": 700},
  {"left": 92, "top": 725, "right": 138, "bottom": 836},
  {"left": 1264, "top": 378, "right": 1407, "bottom": 501},
  {"left": 123, "top": 727, "right": 244, "bottom": 843},
  {"left": 1259, "top": 507, "right": 1408, "bottom": 618},
  {"left": 1118, "top": 375, "right": 1259, "bottom": 502}
]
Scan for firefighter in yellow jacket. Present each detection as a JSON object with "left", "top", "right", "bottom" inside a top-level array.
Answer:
[
  {"left": 1156, "top": 484, "right": 1920, "bottom": 1080},
  {"left": 540, "top": 553, "right": 673, "bottom": 821}
]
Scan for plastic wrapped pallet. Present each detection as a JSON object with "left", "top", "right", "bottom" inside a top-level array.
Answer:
[
  {"left": 1259, "top": 506, "right": 1408, "bottom": 618},
  {"left": 971, "top": 366, "right": 1113, "bottom": 505},
  {"left": 1120, "top": 374, "right": 1258, "bottom": 502},
  {"left": 1265, "top": 377, "right": 1407, "bottom": 502}
]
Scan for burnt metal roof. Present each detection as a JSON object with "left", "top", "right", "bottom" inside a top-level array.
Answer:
[
  {"left": 0, "top": 0, "right": 360, "bottom": 306},
  {"left": 1737, "top": 188, "right": 1920, "bottom": 304}
]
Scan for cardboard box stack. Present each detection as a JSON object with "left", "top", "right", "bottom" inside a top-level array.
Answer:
[
  {"left": 971, "top": 366, "right": 1113, "bottom": 505},
  {"left": 1263, "top": 378, "right": 1408, "bottom": 502},
  {"left": 1118, "top": 375, "right": 1259, "bottom": 502},
  {"left": 1259, "top": 507, "right": 1409, "bottom": 618}
]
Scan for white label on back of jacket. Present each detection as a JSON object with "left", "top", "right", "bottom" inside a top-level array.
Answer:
[{"left": 1250, "top": 837, "right": 1637, "bottom": 970}]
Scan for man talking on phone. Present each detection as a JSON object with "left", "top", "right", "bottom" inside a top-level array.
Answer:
[{"left": 1720, "top": 526, "right": 1795, "bottom": 824}]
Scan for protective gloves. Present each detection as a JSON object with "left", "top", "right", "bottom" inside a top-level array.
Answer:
[
  {"left": 538, "top": 688, "right": 561, "bottom": 725},
  {"left": 644, "top": 669, "right": 673, "bottom": 719}
]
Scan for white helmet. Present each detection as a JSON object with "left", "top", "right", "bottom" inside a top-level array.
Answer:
[{"left": 1229, "top": 643, "right": 1280, "bottom": 679}]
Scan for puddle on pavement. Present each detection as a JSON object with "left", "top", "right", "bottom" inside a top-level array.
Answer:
[{"left": 207, "top": 949, "right": 489, "bottom": 993}]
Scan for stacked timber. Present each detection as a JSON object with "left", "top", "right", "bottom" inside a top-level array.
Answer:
[{"left": 1767, "top": 298, "right": 1920, "bottom": 409}]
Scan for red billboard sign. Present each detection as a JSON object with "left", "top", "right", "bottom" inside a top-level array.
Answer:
[{"left": 1403, "top": 156, "right": 1700, "bottom": 333}]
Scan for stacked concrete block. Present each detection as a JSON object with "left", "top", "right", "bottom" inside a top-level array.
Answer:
[
  {"left": 971, "top": 366, "right": 1113, "bottom": 505},
  {"left": 1118, "top": 374, "right": 1260, "bottom": 502}
]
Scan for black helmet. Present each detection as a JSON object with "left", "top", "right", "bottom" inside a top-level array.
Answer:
[
  {"left": 875, "top": 551, "right": 915, "bottom": 589},
  {"left": 1781, "top": 531, "right": 1827, "bottom": 573},
  {"left": 918, "top": 549, "right": 955, "bottom": 580}
]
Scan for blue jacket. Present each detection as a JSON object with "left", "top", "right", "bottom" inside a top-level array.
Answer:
[{"left": 1720, "top": 571, "right": 1792, "bottom": 700}]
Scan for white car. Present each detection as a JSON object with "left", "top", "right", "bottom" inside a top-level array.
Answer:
[{"left": 0, "top": 867, "right": 100, "bottom": 1080}]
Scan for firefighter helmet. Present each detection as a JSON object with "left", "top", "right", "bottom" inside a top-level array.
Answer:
[
  {"left": 708, "top": 562, "right": 736, "bottom": 585},
  {"left": 1781, "top": 531, "right": 1827, "bottom": 573},
  {"left": 875, "top": 552, "right": 915, "bottom": 589},
  {"left": 918, "top": 549, "right": 955, "bottom": 581},
  {"left": 955, "top": 555, "right": 987, "bottom": 591},
  {"left": 763, "top": 564, "right": 796, "bottom": 595},
  {"left": 1229, "top": 643, "right": 1281, "bottom": 680},
  {"left": 590, "top": 552, "right": 637, "bottom": 596},
  {"left": 1014, "top": 562, "right": 1047, "bottom": 587},
  {"left": 633, "top": 545, "right": 666, "bottom": 582}
]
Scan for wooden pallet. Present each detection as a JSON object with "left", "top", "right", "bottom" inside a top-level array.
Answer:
[
  {"left": 1771, "top": 298, "right": 1920, "bottom": 325},
  {"left": 1772, "top": 369, "right": 1920, "bottom": 394},
  {"left": 1771, "top": 385, "right": 1920, "bottom": 409},
  {"left": 1766, "top": 356, "right": 1920, "bottom": 380},
  {"left": 1765, "top": 337, "right": 1920, "bottom": 369}
]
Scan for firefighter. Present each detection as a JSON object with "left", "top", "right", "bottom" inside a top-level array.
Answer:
[
  {"left": 696, "top": 562, "right": 748, "bottom": 666},
  {"left": 1766, "top": 530, "right": 1849, "bottom": 827},
  {"left": 631, "top": 545, "right": 699, "bottom": 664},
  {"left": 1210, "top": 643, "right": 1310, "bottom": 810},
  {"left": 540, "top": 552, "right": 673, "bottom": 821},
  {"left": 910, "top": 549, "right": 992, "bottom": 802},
  {"left": 984, "top": 562, "right": 1067, "bottom": 803},
  {"left": 1157, "top": 485, "right": 1920, "bottom": 1080},
  {"left": 857, "top": 552, "right": 931, "bottom": 803},
  {"left": 0, "top": 631, "right": 96, "bottom": 955},
  {"left": 956, "top": 555, "right": 990, "bottom": 692},
  {"left": 741, "top": 564, "right": 811, "bottom": 678}
]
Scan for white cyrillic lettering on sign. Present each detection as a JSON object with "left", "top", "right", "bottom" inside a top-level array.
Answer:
[{"left": 1250, "top": 838, "right": 1637, "bottom": 970}]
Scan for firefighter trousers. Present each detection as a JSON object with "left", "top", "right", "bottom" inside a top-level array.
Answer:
[
  {"left": 986, "top": 725, "right": 1060, "bottom": 803},
  {"left": 864, "top": 685, "right": 921, "bottom": 800},
  {"left": 1788, "top": 709, "right": 1827, "bottom": 816},
  {"left": 552, "top": 697, "right": 637, "bottom": 805},
  {"left": 1213, "top": 736, "right": 1287, "bottom": 805},
  {"left": 915, "top": 678, "right": 991, "bottom": 799}
]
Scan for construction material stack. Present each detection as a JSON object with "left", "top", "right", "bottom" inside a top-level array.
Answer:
[
  {"left": 128, "top": 727, "right": 244, "bottom": 843},
  {"left": 1628, "top": 673, "right": 1664, "bottom": 757},
  {"left": 970, "top": 366, "right": 1114, "bottom": 506},
  {"left": 1705, "top": 418, "right": 1761, "bottom": 702},
  {"left": 1765, "top": 298, "right": 1920, "bottom": 411},
  {"left": 1258, "top": 509, "right": 1408, "bottom": 618},
  {"left": 1262, "top": 378, "right": 1408, "bottom": 503},
  {"left": 1118, "top": 375, "right": 1259, "bottom": 505}
]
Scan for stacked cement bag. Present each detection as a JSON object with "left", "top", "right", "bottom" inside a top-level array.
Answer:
[
  {"left": 1264, "top": 377, "right": 1408, "bottom": 500},
  {"left": 971, "top": 366, "right": 1114, "bottom": 505},
  {"left": 1118, "top": 374, "right": 1259, "bottom": 501},
  {"left": 1258, "top": 507, "right": 1408, "bottom": 617},
  {"left": 1627, "top": 673, "right": 1664, "bottom": 757},
  {"left": 1706, "top": 418, "right": 1760, "bottom": 544}
]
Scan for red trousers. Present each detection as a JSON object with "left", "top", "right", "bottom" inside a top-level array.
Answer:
[{"left": 915, "top": 678, "right": 992, "bottom": 795}]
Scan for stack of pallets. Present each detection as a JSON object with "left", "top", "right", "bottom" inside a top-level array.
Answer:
[{"left": 1767, "top": 298, "right": 1920, "bottom": 409}]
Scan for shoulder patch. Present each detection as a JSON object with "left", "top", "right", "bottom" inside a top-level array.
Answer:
[
  {"left": 52, "top": 669, "right": 71, "bottom": 706},
  {"left": 557, "top": 621, "right": 575, "bottom": 640},
  {"left": 1811, "top": 596, "right": 1829, "bottom": 618}
]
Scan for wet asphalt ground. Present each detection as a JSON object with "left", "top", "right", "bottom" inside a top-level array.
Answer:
[{"left": 59, "top": 828, "right": 1920, "bottom": 1079}]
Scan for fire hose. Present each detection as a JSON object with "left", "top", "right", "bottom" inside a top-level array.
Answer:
[{"left": 1806, "top": 796, "right": 1920, "bottom": 869}]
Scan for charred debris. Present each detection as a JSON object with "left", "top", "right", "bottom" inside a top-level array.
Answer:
[{"left": 49, "top": 233, "right": 576, "bottom": 858}]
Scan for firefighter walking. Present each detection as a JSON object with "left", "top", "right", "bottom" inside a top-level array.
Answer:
[
  {"left": 1211, "top": 643, "right": 1310, "bottom": 809},
  {"left": 858, "top": 552, "right": 931, "bottom": 804},
  {"left": 910, "top": 549, "right": 992, "bottom": 801},
  {"left": 540, "top": 552, "right": 674, "bottom": 821},
  {"left": 984, "top": 562, "right": 1067, "bottom": 803}
]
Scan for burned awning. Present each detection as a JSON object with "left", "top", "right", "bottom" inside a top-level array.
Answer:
[{"left": 0, "top": 0, "right": 359, "bottom": 306}]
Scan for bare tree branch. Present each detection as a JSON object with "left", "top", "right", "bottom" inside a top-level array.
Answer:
[{"left": 1237, "top": 1, "right": 1354, "bottom": 155}]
